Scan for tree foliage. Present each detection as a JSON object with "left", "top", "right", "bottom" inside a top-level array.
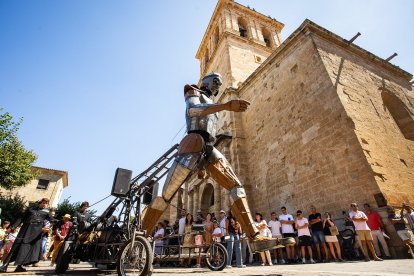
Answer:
[
  {"left": 0, "top": 108, "right": 39, "bottom": 190},
  {"left": 55, "top": 198, "right": 97, "bottom": 221},
  {"left": 0, "top": 192, "right": 28, "bottom": 224}
]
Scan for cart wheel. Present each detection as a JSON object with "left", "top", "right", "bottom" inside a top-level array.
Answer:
[
  {"left": 55, "top": 241, "right": 74, "bottom": 274},
  {"left": 117, "top": 236, "right": 153, "bottom": 276},
  {"left": 205, "top": 243, "right": 228, "bottom": 271}
]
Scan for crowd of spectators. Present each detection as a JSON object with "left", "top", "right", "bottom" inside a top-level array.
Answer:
[
  {"left": 1, "top": 201, "right": 413, "bottom": 271},
  {"left": 147, "top": 203, "right": 414, "bottom": 268}
]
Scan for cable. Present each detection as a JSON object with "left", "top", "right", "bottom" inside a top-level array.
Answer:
[
  {"left": 89, "top": 195, "right": 112, "bottom": 208},
  {"left": 170, "top": 123, "right": 186, "bottom": 146}
]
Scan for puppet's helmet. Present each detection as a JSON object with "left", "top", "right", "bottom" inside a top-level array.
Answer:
[{"left": 201, "top": 72, "right": 222, "bottom": 96}]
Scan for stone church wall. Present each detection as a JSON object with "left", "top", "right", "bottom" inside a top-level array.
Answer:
[
  {"left": 237, "top": 33, "right": 381, "bottom": 218},
  {"left": 314, "top": 35, "right": 414, "bottom": 206}
]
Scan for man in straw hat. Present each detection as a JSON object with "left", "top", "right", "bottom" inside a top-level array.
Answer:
[{"left": 50, "top": 214, "right": 72, "bottom": 267}]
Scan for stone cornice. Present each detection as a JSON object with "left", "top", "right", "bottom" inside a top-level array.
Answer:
[
  {"left": 238, "top": 19, "right": 413, "bottom": 95},
  {"left": 195, "top": 0, "right": 284, "bottom": 60}
]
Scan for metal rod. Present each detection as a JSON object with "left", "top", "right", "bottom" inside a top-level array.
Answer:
[
  {"left": 385, "top": 53, "right": 398, "bottom": 62},
  {"left": 348, "top": 32, "right": 361, "bottom": 44}
]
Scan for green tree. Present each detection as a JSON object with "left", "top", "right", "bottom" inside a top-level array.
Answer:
[
  {"left": 0, "top": 108, "right": 40, "bottom": 190},
  {"left": 0, "top": 192, "right": 28, "bottom": 224},
  {"left": 55, "top": 198, "right": 97, "bottom": 221}
]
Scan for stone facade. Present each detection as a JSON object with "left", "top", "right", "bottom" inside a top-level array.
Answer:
[
  {"left": 0, "top": 166, "right": 68, "bottom": 208},
  {"left": 165, "top": 0, "right": 414, "bottom": 258}
]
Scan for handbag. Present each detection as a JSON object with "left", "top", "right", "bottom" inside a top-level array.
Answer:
[{"left": 329, "top": 226, "right": 339, "bottom": 236}]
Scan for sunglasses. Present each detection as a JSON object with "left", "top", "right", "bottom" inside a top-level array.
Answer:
[
  {"left": 297, "top": 213, "right": 301, "bottom": 216},
  {"left": 351, "top": 205, "right": 357, "bottom": 207}
]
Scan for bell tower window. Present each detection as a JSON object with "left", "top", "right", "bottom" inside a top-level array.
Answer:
[
  {"left": 238, "top": 18, "right": 248, "bottom": 38},
  {"left": 262, "top": 27, "right": 272, "bottom": 48},
  {"left": 214, "top": 26, "right": 220, "bottom": 49},
  {"left": 204, "top": 49, "right": 210, "bottom": 70}
]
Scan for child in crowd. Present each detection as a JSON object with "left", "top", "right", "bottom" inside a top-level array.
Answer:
[
  {"left": 211, "top": 221, "right": 222, "bottom": 267},
  {"left": 1, "top": 227, "right": 19, "bottom": 264}
]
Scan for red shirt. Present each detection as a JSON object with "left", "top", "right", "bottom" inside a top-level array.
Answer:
[
  {"left": 58, "top": 221, "right": 71, "bottom": 237},
  {"left": 365, "top": 211, "right": 381, "bottom": 231}
]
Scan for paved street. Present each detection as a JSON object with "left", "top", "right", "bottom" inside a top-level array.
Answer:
[{"left": 3, "top": 259, "right": 414, "bottom": 276}]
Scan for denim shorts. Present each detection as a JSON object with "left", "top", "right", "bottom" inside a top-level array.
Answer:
[{"left": 312, "top": 230, "right": 326, "bottom": 244}]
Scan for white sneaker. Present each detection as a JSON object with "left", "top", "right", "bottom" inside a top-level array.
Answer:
[
  {"left": 226, "top": 265, "right": 232, "bottom": 269},
  {"left": 281, "top": 259, "right": 286, "bottom": 264},
  {"left": 310, "top": 259, "right": 315, "bottom": 264},
  {"left": 302, "top": 258, "right": 306, "bottom": 264},
  {"left": 273, "top": 259, "right": 278, "bottom": 264},
  {"left": 49, "top": 263, "right": 55, "bottom": 267}
]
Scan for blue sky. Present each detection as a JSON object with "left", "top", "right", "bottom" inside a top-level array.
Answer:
[{"left": 1, "top": 0, "right": 413, "bottom": 215}]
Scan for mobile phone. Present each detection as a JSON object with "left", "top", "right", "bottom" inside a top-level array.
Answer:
[
  {"left": 325, "top": 213, "right": 329, "bottom": 218},
  {"left": 342, "top": 211, "right": 346, "bottom": 215}
]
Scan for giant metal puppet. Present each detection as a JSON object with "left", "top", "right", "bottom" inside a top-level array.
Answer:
[{"left": 142, "top": 72, "right": 259, "bottom": 239}]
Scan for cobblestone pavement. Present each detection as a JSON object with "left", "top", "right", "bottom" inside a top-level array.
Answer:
[{"left": 3, "top": 259, "right": 414, "bottom": 276}]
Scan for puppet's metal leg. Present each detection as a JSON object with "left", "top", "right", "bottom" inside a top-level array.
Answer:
[
  {"left": 142, "top": 134, "right": 204, "bottom": 237},
  {"left": 206, "top": 147, "right": 259, "bottom": 238}
]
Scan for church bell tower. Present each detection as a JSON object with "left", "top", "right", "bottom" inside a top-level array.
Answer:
[{"left": 196, "top": 0, "right": 284, "bottom": 96}]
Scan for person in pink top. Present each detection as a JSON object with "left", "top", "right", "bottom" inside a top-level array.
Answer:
[
  {"left": 364, "top": 204, "right": 391, "bottom": 259},
  {"left": 348, "top": 203, "right": 382, "bottom": 262}
]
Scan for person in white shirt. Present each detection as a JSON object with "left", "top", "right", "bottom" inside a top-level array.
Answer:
[
  {"left": 212, "top": 221, "right": 223, "bottom": 268},
  {"left": 178, "top": 209, "right": 187, "bottom": 245},
  {"left": 154, "top": 222, "right": 165, "bottom": 267},
  {"left": 254, "top": 213, "right": 272, "bottom": 266},
  {"left": 212, "top": 221, "right": 222, "bottom": 243},
  {"left": 400, "top": 203, "right": 414, "bottom": 231},
  {"left": 348, "top": 203, "right": 382, "bottom": 262},
  {"left": 295, "top": 210, "right": 315, "bottom": 264},
  {"left": 279, "top": 206, "right": 295, "bottom": 263},
  {"left": 268, "top": 212, "right": 284, "bottom": 264},
  {"left": 219, "top": 210, "right": 227, "bottom": 242}
]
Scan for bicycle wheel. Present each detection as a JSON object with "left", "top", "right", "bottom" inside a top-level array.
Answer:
[
  {"left": 117, "top": 236, "right": 153, "bottom": 276},
  {"left": 205, "top": 243, "right": 227, "bottom": 271}
]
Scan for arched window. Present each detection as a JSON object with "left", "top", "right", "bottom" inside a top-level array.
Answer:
[
  {"left": 214, "top": 26, "right": 220, "bottom": 48},
  {"left": 201, "top": 183, "right": 215, "bottom": 210},
  {"left": 237, "top": 17, "right": 248, "bottom": 38},
  {"left": 382, "top": 91, "right": 414, "bottom": 141},
  {"left": 262, "top": 27, "right": 272, "bottom": 48}
]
